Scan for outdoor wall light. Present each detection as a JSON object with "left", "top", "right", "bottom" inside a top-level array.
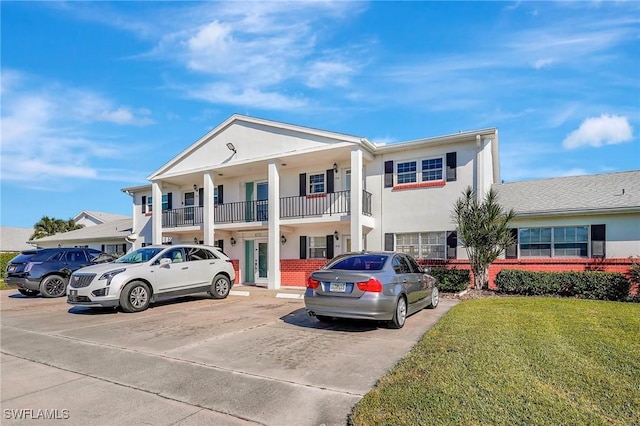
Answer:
[
  {"left": 280, "top": 234, "right": 287, "bottom": 245},
  {"left": 193, "top": 237, "right": 199, "bottom": 244},
  {"left": 333, "top": 162, "right": 338, "bottom": 173},
  {"left": 334, "top": 230, "right": 339, "bottom": 241},
  {"left": 226, "top": 142, "right": 237, "bottom": 154},
  {"left": 230, "top": 237, "right": 237, "bottom": 246}
]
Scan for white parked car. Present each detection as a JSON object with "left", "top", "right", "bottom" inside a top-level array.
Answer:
[{"left": 67, "top": 244, "right": 235, "bottom": 313}]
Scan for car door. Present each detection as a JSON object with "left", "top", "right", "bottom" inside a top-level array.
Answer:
[
  {"left": 184, "top": 247, "right": 219, "bottom": 287},
  {"left": 64, "top": 249, "right": 92, "bottom": 273},
  {"left": 405, "top": 255, "right": 428, "bottom": 304},
  {"left": 394, "top": 254, "right": 422, "bottom": 306},
  {"left": 153, "top": 248, "right": 193, "bottom": 293}
]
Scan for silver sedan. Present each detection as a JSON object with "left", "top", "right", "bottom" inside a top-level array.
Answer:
[{"left": 304, "top": 252, "right": 439, "bottom": 328}]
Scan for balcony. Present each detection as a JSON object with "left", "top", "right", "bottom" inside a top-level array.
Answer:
[{"left": 161, "top": 190, "right": 372, "bottom": 228}]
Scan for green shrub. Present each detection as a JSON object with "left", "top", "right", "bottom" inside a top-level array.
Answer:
[
  {"left": 0, "top": 252, "right": 19, "bottom": 279},
  {"left": 495, "top": 269, "right": 631, "bottom": 301},
  {"left": 429, "top": 267, "right": 470, "bottom": 292}
]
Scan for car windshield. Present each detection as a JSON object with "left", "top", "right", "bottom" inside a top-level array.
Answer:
[
  {"left": 115, "top": 248, "right": 164, "bottom": 264},
  {"left": 325, "top": 254, "right": 388, "bottom": 271}
]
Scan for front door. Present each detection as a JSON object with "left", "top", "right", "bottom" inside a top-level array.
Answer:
[{"left": 256, "top": 239, "right": 268, "bottom": 285}]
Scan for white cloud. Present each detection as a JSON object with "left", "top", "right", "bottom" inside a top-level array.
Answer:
[
  {"left": 186, "top": 82, "right": 307, "bottom": 110},
  {"left": 562, "top": 114, "right": 633, "bottom": 149},
  {"left": 533, "top": 58, "right": 554, "bottom": 69},
  {"left": 0, "top": 72, "right": 153, "bottom": 184}
]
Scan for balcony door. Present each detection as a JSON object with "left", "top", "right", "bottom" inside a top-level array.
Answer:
[{"left": 256, "top": 182, "right": 268, "bottom": 221}]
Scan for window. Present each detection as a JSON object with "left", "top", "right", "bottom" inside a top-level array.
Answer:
[
  {"left": 213, "top": 187, "right": 219, "bottom": 205},
  {"left": 395, "top": 157, "right": 444, "bottom": 185},
  {"left": 308, "top": 236, "right": 326, "bottom": 259},
  {"left": 104, "top": 244, "right": 123, "bottom": 255},
  {"left": 309, "top": 173, "right": 325, "bottom": 194},
  {"left": 184, "top": 192, "right": 195, "bottom": 206},
  {"left": 162, "top": 194, "right": 169, "bottom": 211},
  {"left": 397, "top": 162, "right": 417, "bottom": 184},
  {"left": 186, "top": 247, "right": 217, "bottom": 261},
  {"left": 147, "top": 196, "right": 153, "bottom": 212},
  {"left": 392, "top": 255, "right": 412, "bottom": 274},
  {"left": 422, "top": 158, "right": 443, "bottom": 181},
  {"left": 519, "top": 226, "right": 588, "bottom": 258},
  {"left": 396, "top": 232, "right": 446, "bottom": 259}
]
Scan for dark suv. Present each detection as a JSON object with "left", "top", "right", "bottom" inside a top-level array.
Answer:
[{"left": 5, "top": 248, "right": 117, "bottom": 298}]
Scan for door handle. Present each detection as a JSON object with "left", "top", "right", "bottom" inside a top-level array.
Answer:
[{"left": 182, "top": 267, "right": 188, "bottom": 270}]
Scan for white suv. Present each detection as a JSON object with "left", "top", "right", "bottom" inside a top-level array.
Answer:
[{"left": 67, "top": 244, "right": 235, "bottom": 313}]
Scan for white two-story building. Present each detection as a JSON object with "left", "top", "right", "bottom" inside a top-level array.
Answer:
[{"left": 122, "top": 114, "right": 639, "bottom": 289}]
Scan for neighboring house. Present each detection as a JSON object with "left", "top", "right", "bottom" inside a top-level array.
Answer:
[
  {"left": 29, "top": 218, "right": 133, "bottom": 256},
  {"left": 115, "top": 113, "right": 632, "bottom": 290},
  {"left": 73, "top": 210, "right": 129, "bottom": 228},
  {"left": 0, "top": 227, "right": 34, "bottom": 253}
]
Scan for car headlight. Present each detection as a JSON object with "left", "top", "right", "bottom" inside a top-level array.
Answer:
[{"left": 98, "top": 268, "right": 126, "bottom": 286}]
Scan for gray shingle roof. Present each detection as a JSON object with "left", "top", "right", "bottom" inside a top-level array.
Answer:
[
  {"left": 492, "top": 170, "right": 640, "bottom": 216},
  {"left": 29, "top": 218, "right": 133, "bottom": 243},
  {"left": 74, "top": 211, "right": 130, "bottom": 224},
  {"left": 0, "top": 227, "right": 35, "bottom": 252}
]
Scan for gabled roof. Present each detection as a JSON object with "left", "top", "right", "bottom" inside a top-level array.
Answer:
[
  {"left": 0, "top": 227, "right": 34, "bottom": 252},
  {"left": 29, "top": 218, "right": 133, "bottom": 244},
  {"left": 147, "top": 114, "right": 373, "bottom": 180},
  {"left": 493, "top": 170, "right": 640, "bottom": 216},
  {"left": 73, "top": 210, "right": 129, "bottom": 224}
]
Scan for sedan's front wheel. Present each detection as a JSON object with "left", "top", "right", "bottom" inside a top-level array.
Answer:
[
  {"left": 390, "top": 296, "right": 407, "bottom": 329},
  {"left": 120, "top": 281, "right": 151, "bottom": 313},
  {"left": 209, "top": 274, "right": 231, "bottom": 299}
]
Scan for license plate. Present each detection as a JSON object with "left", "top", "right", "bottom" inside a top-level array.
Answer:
[{"left": 329, "top": 282, "right": 346, "bottom": 292}]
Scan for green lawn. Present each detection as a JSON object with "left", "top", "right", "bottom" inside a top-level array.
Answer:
[{"left": 349, "top": 297, "right": 640, "bottom": 426}]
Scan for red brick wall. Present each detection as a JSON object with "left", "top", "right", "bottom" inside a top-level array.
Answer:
[
  {"left": 421, "top": 258, "right": 638, "bottom": 295},
  {"left": 281, "top": 259, "right": 327, "bottom": 287},
  {"left": 230, "top": 259, "right": 240, "bottom": 284}
]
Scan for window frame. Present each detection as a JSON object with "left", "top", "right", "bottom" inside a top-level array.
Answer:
[
  {"left": 396, "top": 231, "right": 446, "bottom": 259},
  {"left": 519, "top": 226, "right": 589, "bottom": 258},
  {"left": 308, "top": 173, "right": 326, "bottom": 195},
  {"left": 396, "top": 156, "right": 445, "bottom": 185},
  {"left": 308, "top": 236, "right": 327, "bottom": 259}
]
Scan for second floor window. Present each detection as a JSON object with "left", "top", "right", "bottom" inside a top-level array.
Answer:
[
  {"left": 309, "top": 173, "right": 325, "bottom": 194},
  {"left": 162, "top": 194, "right": 169, "bottom": 211},
  {"left": 147, "top": 196, "right": 153, "bottom": 212},
  {"left": 422, "top": 158, "right": 443, "bottom": 181},
  {"left": 397, "top": 162, "right": 417, "bottom": 184}
]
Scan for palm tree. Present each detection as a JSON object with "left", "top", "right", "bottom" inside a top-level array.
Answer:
[
  {"left": 452, "top": 187, "right": 516, "bottom": 290},
  {"left": 30, "top": 216, "right": 84, "bottom": 240}
]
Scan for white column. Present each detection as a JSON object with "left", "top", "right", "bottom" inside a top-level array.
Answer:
[
  {"left": 350, "top": 148, "right": 364, "bottom": 251},
  {"left": 151, "top": 181, "right": 163, "bottom": 245},
  {"left": 203, "top": 172, "right": 214, "bottom": 246},
  {"left": 267, "top": 161, "right": 281, "bottom": 289}
]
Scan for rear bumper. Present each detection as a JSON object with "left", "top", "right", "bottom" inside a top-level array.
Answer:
[
  {"left": 5, "top": 277, "right": 40, "bottom": 291},
  {"left": 304, "top": 290, "right": 397, "bottom": 321}
]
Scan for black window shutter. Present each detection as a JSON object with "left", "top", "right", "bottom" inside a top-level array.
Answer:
[
  {"left": 300, "top": 236, "right": 307, "bottom": 259},
  {"left": 167, "top": 192, "right": 173, "bottom": 210},
  {"left": 446, "top": 152, "right": 457, "bottom": 181},
  {"left": 384, "top": 233, "right": 394, "bottom": 251},
  {"left": 299, "top": 173, "right": 307, "bottom": 196},
  {"left": 591, "top": 224, "right": 606, "bottom": 258},
  {"left": 217, "top": 239, "right": 224, "bottom": 252},
  {"left": 326, "top": 235, "right": 334, "bottom": 259},
  {"left": 326, "top": 169, "right": 334, "bottom": 193},
  {"left": 121, "top": 244, "right": 127, "bottom": 254},
  {"left": 141, "top": 196, "right": 146, "bottom": 213},
  {"left": 218, "top": 185, "right": 224, "bottom": 204},
  {"left": 101, "top": 244, "right": 105, "bottom": 251},
  {"left": 199, "top": 188, "right": 204, "bottom": 207},
  {"left": 384, "top": 161, "right": 394, "bottom": 188},
  {"left": 447, "top": 231, "right": 457, "bottom": 259},
  {"left": 505, "top": 228, "right": 518, "bottom": 259}
]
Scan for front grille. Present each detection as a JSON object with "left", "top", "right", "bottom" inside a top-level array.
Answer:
[{"left": 70, "top": 273, "right": 96, "bottom": 288}]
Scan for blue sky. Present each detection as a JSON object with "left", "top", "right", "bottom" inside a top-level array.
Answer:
[{"left": 1, "top": 1, "right": 639, "bottom": 228}]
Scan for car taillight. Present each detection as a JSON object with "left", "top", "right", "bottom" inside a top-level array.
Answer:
[
  {"left": 357, "top": 278, "right": 383, "bottom": 292},
  {"left": 307, "top": 276, "right": 320, "bottom": 289},
  {"left": 24, "top": 262, "right": 42, "bottom": 273}
]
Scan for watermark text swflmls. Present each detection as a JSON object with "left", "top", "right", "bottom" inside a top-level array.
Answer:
[{"left": 4, "top": 409, "right": 70, "bottom": 420}]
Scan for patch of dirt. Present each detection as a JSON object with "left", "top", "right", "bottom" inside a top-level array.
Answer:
[{"left": 441, "top": 289, "right": 501, "bottom": 300}]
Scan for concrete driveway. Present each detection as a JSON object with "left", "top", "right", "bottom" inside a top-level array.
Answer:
[{"left": 1, "top": 286, "right": 457, "bottom": 425}]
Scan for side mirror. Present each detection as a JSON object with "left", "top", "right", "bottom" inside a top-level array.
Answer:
[{"left": 159, "top": 258, "right": 172, "bottom": 266}]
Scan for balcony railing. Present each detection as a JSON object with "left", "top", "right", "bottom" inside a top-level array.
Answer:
[{"left": 161, "top": 190, "right": 372, "bottom": 227}]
